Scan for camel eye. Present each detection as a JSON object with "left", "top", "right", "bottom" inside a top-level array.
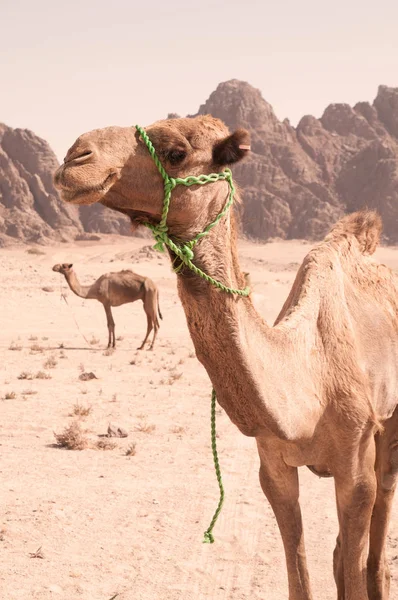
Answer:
[{"left": 167, "top": 149, "right": 186, "bottom": 165}]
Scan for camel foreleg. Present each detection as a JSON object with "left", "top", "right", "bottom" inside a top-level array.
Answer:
[{"left": 256, "top": 438, "right": 313, "bottom": 600}]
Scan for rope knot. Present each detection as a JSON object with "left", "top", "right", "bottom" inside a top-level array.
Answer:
[
  {"left": 153, "top": 231, "right": 168, "bottom": 253},
  {"left": 203, "top": 531, "right": 215, "bottom": 544},
  {"left": 164, "top": 178, "right": 176, "bottom": 195},
  {"left": 180, "top": 244, "right": 194, "bottom": 261}
]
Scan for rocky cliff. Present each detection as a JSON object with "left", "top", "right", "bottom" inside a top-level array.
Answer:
[
  {"left": 2, "top": 81, "right": 398, "bottom": 244},
  {"left": 196, "top": 80, "right": 398, "bottom": 243},
  {"left": 0, "top": 124, "right": 82, "bottom": 245},
  {"left": 0, "top": 125, "right": 132, "bottom": 245}
]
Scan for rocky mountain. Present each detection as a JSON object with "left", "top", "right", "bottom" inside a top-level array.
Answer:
[
  {"left": 0, "top": 124, "right": 81, "bottom": 245},
  {"left": 196, "top": 80, "right": 398, "bottom": 243},
  {"left": 2, "top": 81, "right": 398, "bottom": 245},
  {"left": 0, "top": 125, "right": 132, "bottom": 245}
]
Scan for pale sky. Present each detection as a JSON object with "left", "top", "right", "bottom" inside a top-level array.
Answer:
[{"left": 1, "top": 0, "right": 397, "bottom": 160}]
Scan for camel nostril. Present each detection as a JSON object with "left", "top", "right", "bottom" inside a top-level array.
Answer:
[{"left": 64, "top": 150, "right": 93, "bottom": 165}]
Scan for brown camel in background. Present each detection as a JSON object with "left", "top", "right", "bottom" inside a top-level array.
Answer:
[
  {"left": 54, "top": 115, "right": 398, "bottom": 600},
  {"left": 52, "top": 264, "right": 162, "bottom": 349}
]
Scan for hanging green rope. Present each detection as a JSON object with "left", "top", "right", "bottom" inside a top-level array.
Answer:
[{"left": 136, "top": 124, "right": 250, "bottom": 543}]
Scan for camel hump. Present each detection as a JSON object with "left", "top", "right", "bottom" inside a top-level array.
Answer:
[{"left": 328, "top": 210, "right": 382, "bottom": 256}]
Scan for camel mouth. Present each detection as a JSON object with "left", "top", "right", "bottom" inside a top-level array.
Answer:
[{"left": 58, "top": 172, "right": 118, "bottom": 205}]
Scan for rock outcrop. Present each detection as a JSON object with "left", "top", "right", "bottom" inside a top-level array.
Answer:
[
  {"left": 0, "top": 125, "right": 131, "bottom": 245},
  {"left": 196, "top": 80, "right": 398, "bottom": 243},
  {"left": 2, "top": 82, "right": 398, "bottom": 244},
  {"left": 0, "top": 124, "right": 82, "bottom": 245}
]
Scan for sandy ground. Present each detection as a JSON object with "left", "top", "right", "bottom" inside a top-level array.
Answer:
[{"left": 1, "top": 237, "right": 398, "bottom": 600}]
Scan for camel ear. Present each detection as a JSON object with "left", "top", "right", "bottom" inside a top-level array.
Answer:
[
  {"left": 68, "top": 264, "right": 73, "bottom": 269},
  {"left": 212, "top": 129, "right": 251, "bottom": 166}
]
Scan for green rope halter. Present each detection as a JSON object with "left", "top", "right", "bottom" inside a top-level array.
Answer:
[{"left": 136, "top": 124, "right": 250, "bottom": 543}]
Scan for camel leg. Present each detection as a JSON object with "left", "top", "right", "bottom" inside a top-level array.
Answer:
[
  {"left": 137, "top": 314, "right": 152, "bottom": 350},
  {"left": 333, "top": 504, "right": 346, "bottom": 599},
  {"left": 367, "top": 410, "right": 398, "bottom": 600},
  {"left": 256, "top": 439, "right": 313, "bottom": 600},
  {"left": 104, "top": 304, "right": 116, "bottom": 348},
  {"left": 149, "top": 319, "right": 159, "bottom": 350},
  {"left": 333, "top": 431, "right": 377, "bottom": 600}
]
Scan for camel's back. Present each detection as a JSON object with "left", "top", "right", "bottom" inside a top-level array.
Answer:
[
  {"left": 275, "top": 211, "right": 398, "bottom": 420},
  {"left": 96, "top": 270, "right": 152, "bottom": 306}
]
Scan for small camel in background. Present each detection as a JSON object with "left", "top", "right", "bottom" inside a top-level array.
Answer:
[{"left": 52, "top": 264, "right": 162, "bottom": 349}]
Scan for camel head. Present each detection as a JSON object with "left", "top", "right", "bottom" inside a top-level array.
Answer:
[
  {"left": 52, "top": 263, "right": 73, "bottom": 274},
  {"left": 54, "top": 116, "right": 250, "bottom": 239}
]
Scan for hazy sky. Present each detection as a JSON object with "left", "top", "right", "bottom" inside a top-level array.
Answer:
[{"left": 1, "top": 0, "right": 397, "bottom": 160}]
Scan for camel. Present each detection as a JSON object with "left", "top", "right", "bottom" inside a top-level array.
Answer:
[
  {"left": 52, "top": 264, "right": 162, "bottom": 349},
  {"left": 53, "top": 115, "right": 398, "bottom": 600}
]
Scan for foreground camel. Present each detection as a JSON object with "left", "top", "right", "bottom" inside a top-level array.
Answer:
[
  {"left": 52, "top": 264, "right": 162, "bottom": 349},
  {"left": 54, "top": 115, "right": 398, "bottom": 600}
]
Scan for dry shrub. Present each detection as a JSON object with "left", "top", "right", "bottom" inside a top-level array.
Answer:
[
  {"left": 28, "top": 335, "right": 38, "bottom": 341},
  {"left": 22, "top": 389, "right": 38, "bottom": 396},
  {"left": 89, "top": 336, "right": 100, "bottom": 345},
  {"left": 135, "top": 422, "right": 156, "bottom": 434},
  {"left": 54, "top": 421, "right": 88, "bottom": 450},
  {"left": 59, "top": 350, "right": 67, "bottom": 359},
  {"left": 71, "top": 403, "right": 92, "bottom": 417},
  {"left": 26, "top": 247, "right": 45, "bottom": 256},
  {"left": 29, "top": 546, "right": 44, "bottom": 559},
  {"left": 18, "top": 371, "right": 34, "bottom": 380},
  {"left": 116, "top": 335, "right": 124, "bottom": 341},
  {"left": 44, "top": 355, "right": 57, "bottom": 369},
  {"left": 9, "top": 341, "right": 22, "bottom": 351},
  {"left": 30, "top": 343, "right": 44, "bottom": 353},
  {"left": 167, "top": 370, "right": 183, "bottom": 385},
  {"left": 103, "top": 348, "right": 114, "bottom": 356},
  {"left": 125, "top": 443, "right": 137, "bottom": 456},
  {"left": 95, "top": 439, "right": 117, "bottom": 451},
  {"left": 35, "top": 371, "right": 52, "bottom": 380},
  {"left": 170, "top": 425, "right": 186, "bottom": 435},
  {"left": 4, "top": 391, "right": 16, "bottom": 400}
]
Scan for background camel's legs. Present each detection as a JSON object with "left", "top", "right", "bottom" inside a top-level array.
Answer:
[
  {"left": 256, "top": 439, "right": 313, "bottom": 600},
  {"left": 137, "top": 314, "right": 153, "bottom": 350},
  {"left": 104, "top": 304, "right": 116, "bottom": 348},
  {"left": 140, "top": 288, "right": 159, "bottom": 350},
  {"left": 367, "top": 409, "right": 398, "bottom": 600},
  {"left": 334, "top": 432, "right": 377, "bottom": 600},
  {"left": 149, "top": 318, "right": 159, "bottom": 350}
]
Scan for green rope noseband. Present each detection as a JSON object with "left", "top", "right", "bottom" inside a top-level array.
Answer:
[{"left": 136, "top": 124, "right": 250, "bottom": 543}]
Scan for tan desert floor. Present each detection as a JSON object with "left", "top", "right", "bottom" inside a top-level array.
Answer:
[{"left": 1, "top": 237, "right": 398, "bottom": 600}]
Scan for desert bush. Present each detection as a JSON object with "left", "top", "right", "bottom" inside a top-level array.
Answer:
[{"left": 54, "top": 421, "right": 88, "bottom": 450}]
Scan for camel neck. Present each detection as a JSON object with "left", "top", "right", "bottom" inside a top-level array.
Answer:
[
  {"left": 176, "top": 215, "right": 273, "bottom": 435},
  {"left": 64, "top": 271, "right": 92, "bottom": 299}
]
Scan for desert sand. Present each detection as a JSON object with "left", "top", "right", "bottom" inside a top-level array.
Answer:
[{"left": 2, "top": 237, "right": 398, "bottom": 600}]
